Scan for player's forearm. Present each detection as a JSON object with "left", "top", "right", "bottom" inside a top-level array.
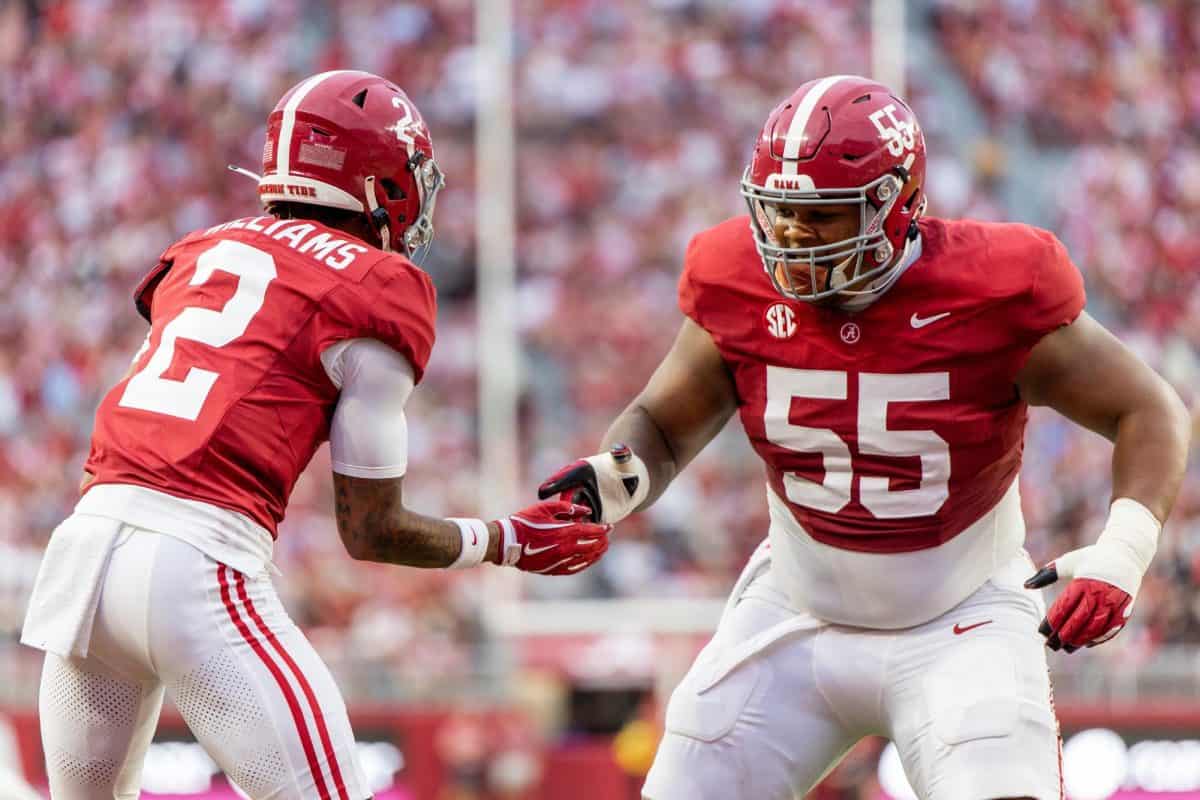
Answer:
[
  {"left": 333, "top": 474, "right": 501, "bottom": 566},
  {"left": 347, "top": 511, "right": 502, "bottom": 567},
  {"left": 1109, "top": 386, "right": 1191, "bottom": 523},
  {"left": 600, "top": 403, "right": 682, "bottom": 510},
  {"left": 587, "top": 318, "right": 737, "bottom": 513}
]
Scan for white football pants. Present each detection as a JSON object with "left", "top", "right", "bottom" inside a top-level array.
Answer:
[
  {"left": 35, "top": 525, "right": 369, "bottom": 800},
  {"left": 643, "top": 553, "right": 1062, "bottom": 800}
]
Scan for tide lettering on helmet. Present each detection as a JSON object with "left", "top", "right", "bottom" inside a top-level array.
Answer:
[{"left": 257, "top": 183, "right": 316, "bottom": 198}]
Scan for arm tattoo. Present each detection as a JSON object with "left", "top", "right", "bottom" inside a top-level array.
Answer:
[{"left": 333, "top": 473, "right": 463, "bottom": 567}]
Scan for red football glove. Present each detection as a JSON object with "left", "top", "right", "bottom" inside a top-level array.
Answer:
[
  {"left": 1025, "top": 565, "right": 1133, "bottom": 653},
  {"left": 496, "top": 500, "right": 612, "bottom": 575},
  {"left": 1024, "top": 499, "right": 1160, "bottom": 654}
]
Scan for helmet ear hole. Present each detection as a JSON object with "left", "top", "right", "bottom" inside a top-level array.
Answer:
[{"left": 379, "top": 178, "right": 406, "bottom": 201}]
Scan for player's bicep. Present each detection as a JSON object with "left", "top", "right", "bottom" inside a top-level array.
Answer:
[
  {"left": 324, "top": 338, "right": 415, "bottom": 478},
  {"left": 629, "top": 317, "right": 739, "bottom": 465},
  {"left": 1015, "top": 311, "right": 1167, "bottom": 440}
]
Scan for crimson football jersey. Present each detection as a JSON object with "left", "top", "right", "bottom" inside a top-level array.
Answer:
[
  {"left": 85, "top": 216, "right": 437, "bottom": 535},
  {"left": 679, "top": 215, "right": 1084, "bottom": 554}
]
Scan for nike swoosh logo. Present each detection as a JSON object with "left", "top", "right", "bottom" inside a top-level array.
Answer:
[
  {"left": 523, "top": 543, "right": 557, "bottom": 556},
  {"left": 910, "top": 311, "right": 951, "bottom": 329},
  {"left": 953, "top": 620, "right": 993, "bottom": 635}
]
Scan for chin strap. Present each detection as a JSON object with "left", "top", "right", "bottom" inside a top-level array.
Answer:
[
  {"left": 835, "top": 233, "right": 924, "bottom": 311},
  {"left": 227, "top": 164, "right": 261, "bottom": 181},
  {"left": 363, "top": 176, "right": 392, "bottom": 252}
]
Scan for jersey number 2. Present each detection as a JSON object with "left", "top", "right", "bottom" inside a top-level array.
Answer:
[
  {"left": 119, "top": 240, "right": 277, "bottom": 421},
  {"left": 764, "top": 367, "right": 950, "bottom": 519}
]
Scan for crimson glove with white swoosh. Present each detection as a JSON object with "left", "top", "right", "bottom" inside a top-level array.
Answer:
[
  {"left": 1024, "top": 498, "right": 1161, "bottom": 653},
  {"left": 496, "top": 501, "right": 612, "bottom": 575}
]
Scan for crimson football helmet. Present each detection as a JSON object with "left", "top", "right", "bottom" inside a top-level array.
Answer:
[
  {"left": 742, "top": 75, "right": 927, "bottom": 302},
  {"left": 254, "top": 70, "right": 444, "bottom": 259}
]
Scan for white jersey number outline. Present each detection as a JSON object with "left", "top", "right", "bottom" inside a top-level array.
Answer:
[
  {"left": 119, "top": 240, "right": 277, "bottom": 421},
  {"left": 869, "top": 103, "right": 917, "bottom": 158},
  {"left": 764, "top": 367, "right": 950, "bottom": 518},
  {"left": 387, "top": 95, "right": 420, "bottom": 155}
]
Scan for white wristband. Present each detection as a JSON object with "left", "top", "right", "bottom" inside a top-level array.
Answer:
[
  {"left": 1057, "top": 497, "right": 1162, "bottom": 598},
  {"left": 583, "top": 450, "right": 651, "bottom": 524},
  {"left": 447, "top": 518, "right": 489, "bottom": 569},
  {"left": 1096, "top": 498, "right": 1161, "bottom": 582},
  {"left": 497, "top": 517, "right": 520, "bottom": 567}
]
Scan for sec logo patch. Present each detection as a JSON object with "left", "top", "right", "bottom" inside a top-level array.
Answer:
[{"left": 765, "top": 303, "right": 797, "bottom": 339}]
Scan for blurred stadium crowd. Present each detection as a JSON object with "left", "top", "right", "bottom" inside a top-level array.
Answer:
[{"left": 0, "top": 0, "right": 1198, "bottom": 713}]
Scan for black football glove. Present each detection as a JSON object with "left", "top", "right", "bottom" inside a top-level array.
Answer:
[{"left": 537, "top": 444, "right": 649, "bottom": 524}]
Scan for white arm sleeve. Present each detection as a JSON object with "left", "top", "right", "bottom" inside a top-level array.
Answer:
[{"left": 321, "top": 338, "right": 415, "bottom": 478}]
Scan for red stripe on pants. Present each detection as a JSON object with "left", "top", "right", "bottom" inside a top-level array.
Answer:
[
  {"left": 1042, "top": 656, "right": 1064, "bottom": 800},
  {"left": 218, "top": 564, "right": 333, "bottom": 800},
  {"left": 235, "top": 571, "right": 352, "bottom": 800}
]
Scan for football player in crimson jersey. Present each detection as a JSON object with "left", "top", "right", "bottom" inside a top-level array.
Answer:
[
  {"left": 539, "top": 75, "right": 1190, "bottom": 800},
  {"left": 20, "top": 70, "right": 610, "bottom": 800}
]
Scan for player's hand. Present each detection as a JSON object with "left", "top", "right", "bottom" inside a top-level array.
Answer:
[
  {"left": 1024, "top": 499, "right": 1160, "bottom": 654},
  {"left": 537, "top": 443, "right": 649, "bottom": 524},
  {"left": 1024, "top": 550, "right": 1133, "bottom": 653},
  {"left": 495, "top": 500, "right": 612, "bottom": 575}
]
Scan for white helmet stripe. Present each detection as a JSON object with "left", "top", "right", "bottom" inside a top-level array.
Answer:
[
  {"left": 277, "top": 70, "right": 358, "bottom": 175},
  {"left": 781, "top": 74, "right": 857, "bottom": 174}
]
